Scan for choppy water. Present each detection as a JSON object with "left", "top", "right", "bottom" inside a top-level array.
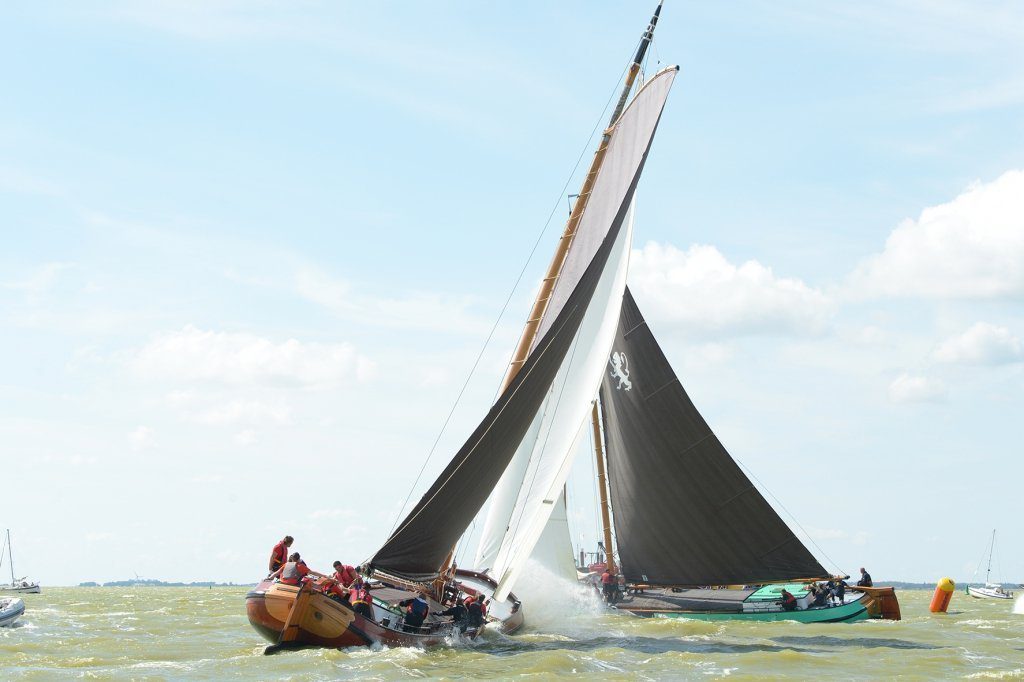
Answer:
[{"left": 3, "top": 583, "right": 1024, "bottom": 680}]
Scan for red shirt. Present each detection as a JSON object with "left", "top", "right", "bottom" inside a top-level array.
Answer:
[
  {"left": 332, "top": 565, "right": 357, "bottom": 587},
  {"left": 270, "top": 541, "right": 288, "bottom": 570},
  {"left": 601, "top": 572, "right": 614, "bottom": 585}
]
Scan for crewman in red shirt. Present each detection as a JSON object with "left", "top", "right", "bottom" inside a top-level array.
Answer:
[
  {"left": 330, "top": 561, "right": 359, "bottom": 588},
  {"left": 268, "top": 535, "right": 294, "bottom": 573}
]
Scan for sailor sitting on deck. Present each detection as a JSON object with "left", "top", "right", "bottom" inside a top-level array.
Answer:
[
  {"left": 271, "top": 553, "right": 326, "bottom": 586},
  {"left": 857, "top": 567, "right": 873, "bottom": 587},
  {"left": 398, "top": 595, "right": 430, "bottom": 632},
  {"left": 780, "top": 588, "right": 798, "bottom": 611},
  {"left": 808, "top": 583, "right": 829, "bottom": 608}
]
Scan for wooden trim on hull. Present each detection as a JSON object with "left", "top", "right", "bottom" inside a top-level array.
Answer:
[
  {"left": 849, "top": 586, "right": 901, "bottom": 619},
  {"left": 246, "top": 571, "right": 524, "bottom": 650}
]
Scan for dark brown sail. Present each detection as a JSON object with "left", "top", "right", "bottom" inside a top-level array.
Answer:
[{"left": 599, "top": 288, "right": 828, "bottom": 586}]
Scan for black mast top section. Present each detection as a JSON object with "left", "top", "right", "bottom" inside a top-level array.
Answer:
[{"left": 633, "top": 1, "right": 663, "bottom": 67}]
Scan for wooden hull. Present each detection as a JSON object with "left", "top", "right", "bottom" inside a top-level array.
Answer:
[
  {"left": 246, "top": 570, "right": 524, "bottom": 651},
  {"left": 850, "top": 586, "right": 902, "bottom": 619}
]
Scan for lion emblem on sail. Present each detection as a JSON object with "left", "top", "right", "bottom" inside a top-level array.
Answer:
[{"left": 608, "top": 351, "right": 632, "bottom": 391}]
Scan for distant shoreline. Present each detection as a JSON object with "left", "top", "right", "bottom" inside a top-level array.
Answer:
[{"left": 78, "top": 580, "right": 254, "bottom": 588}]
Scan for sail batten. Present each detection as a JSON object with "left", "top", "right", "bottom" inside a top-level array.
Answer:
[{"left": 600, "top": 288, "right": 829, "bottom": 587}]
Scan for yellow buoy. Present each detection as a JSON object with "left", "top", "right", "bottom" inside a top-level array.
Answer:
[{"left": 930, "top": 577, "right": 955, "bottom": 613}]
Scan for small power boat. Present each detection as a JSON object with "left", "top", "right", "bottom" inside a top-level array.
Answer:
[{"left": 0, "top": 597, "right": 24, "bottom": 627}]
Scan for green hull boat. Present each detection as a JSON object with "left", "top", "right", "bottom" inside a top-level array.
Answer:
[{"left": 615, "top": 583, "right": 871, "bottom": 624}]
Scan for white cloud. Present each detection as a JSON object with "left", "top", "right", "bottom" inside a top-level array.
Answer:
[
  {"left": 806, "top": 527, "right": 870, "bottom": 547},
  {"left": 850, "top": 170, "right": 1024, "bottom": 299},
  {"left": 888, "top": 373, "right": 947, "bottom": 403},
  {"left": 129, "top": 425, "right": 154, "bottom": 451},
  {"left": 309, "top": 508, "right": 356, "bottom": 521},
  {"left": 934, "top": 323, "right": 1023, "bottom": 365},
  {"left": 629, "top": 242, "right": 833, "bottom": 336},
  {"left": 196, "top": 400, "right": 291, "bottom": 426},
  {"left": 294, "top": 266, "right": 489, "bottom": 335},
  {"left": 131, "top": 325, "right": 374, "bottom": 388},
  {"left": 233, "top": 430, "right": 258, "bottom": 446},
  {"left": 3, "top": 262, "right": 72, "bottom": 296}
]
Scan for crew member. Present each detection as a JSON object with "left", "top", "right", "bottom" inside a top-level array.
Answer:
[
  {"left": 398, "top": 594, "right": 430, "bottom": 632},
  {"left": 808, "top": 583, "right": 828, "bottom": 607},
  {"left": 601, "top": 568, "right": 618, "bottom": 604},
  {"left": 831, "top": 575, "right": 848, "bottom": 604},
  {"left": 269, "top": 535, "right": 293, "bottom": 573},
  {"left": 439, "top": 596, "right": 469, "bottom": 633},
  {"left": 466, "top": 594, "right": 487, "bottom": 630},
  {"left": 780, "top": 588, "right": 798, "bottom": 611},
  {"left": 330, "top": 561, "right": 359, "bottom": 588},
  {"left": 857, "top": 567, "right": 873, "bottom": 587},
  {"left": 271, "top": 552, "right": 325, "bottom": 586},
  {"left": 350, "top": 582, "right": 374, "bottom": 619}
]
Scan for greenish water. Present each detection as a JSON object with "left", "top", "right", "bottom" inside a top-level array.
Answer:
[{"left": 3, "top": 586, "right": 1023, "bottom": 680}]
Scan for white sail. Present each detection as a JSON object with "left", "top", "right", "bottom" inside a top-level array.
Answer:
[
  {"left": 474, "top": 68, "right": 678, "bottom": 584},
  {"left": 473, "top": 411, "right": 544, "bottom": 571},
  {"left": 490, "top": 202, "right": 633, "bottom": 601},
  {"left": 529, "top": 488, "right": 578, "bottom": 581}
]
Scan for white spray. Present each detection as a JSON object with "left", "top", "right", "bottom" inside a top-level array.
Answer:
[{"left": 1013, "top": 593, "right": 1024, "bottom": 615}]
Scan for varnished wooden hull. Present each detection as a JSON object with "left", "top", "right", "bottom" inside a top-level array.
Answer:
[{"left": 245, "top": 570, "right": 524, "bottom": 650}]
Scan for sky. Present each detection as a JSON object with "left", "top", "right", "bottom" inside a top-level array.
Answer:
[{"left": 1, "top": 1, "right": 1022, "bottom": 586}]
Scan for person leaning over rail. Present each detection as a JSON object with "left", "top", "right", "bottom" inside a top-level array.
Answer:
[{"left": 270, "top": 552, "right": 326, "bottom": 586}]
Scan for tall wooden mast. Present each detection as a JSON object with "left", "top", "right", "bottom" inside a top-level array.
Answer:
[
  {"left": 440, "top": 2, "right": 664, "bottom": 591},
  {"left": 590, "top": 401, "right": 616, "bottom": 573},
  {"left": 498, "top": 0, "right": 663, "bottom": 393}
]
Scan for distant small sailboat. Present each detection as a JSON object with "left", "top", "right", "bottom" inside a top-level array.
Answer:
[
  {"left": 0, "top": 529, "right": 40, "bottom": 595},
  {"left": 0, "top": 597, "right": 24, "bottom": 627},
  {"left": 967, "top": 530, "right": 1014, "bottom": 600}
]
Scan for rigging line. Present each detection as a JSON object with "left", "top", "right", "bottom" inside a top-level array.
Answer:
[
  {"left": 732, "top": 455, "right": 847, "bottom": 576},
  {"left": 379, "top": 297, "right": 587, "bottom": 552},
  {"left": 386, "top": 52, "right": 639, "bottom": 538}
]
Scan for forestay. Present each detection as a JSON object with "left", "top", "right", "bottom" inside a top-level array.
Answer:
[{"left": 600, "top": 288, "right": 829, "bottom": 587}]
